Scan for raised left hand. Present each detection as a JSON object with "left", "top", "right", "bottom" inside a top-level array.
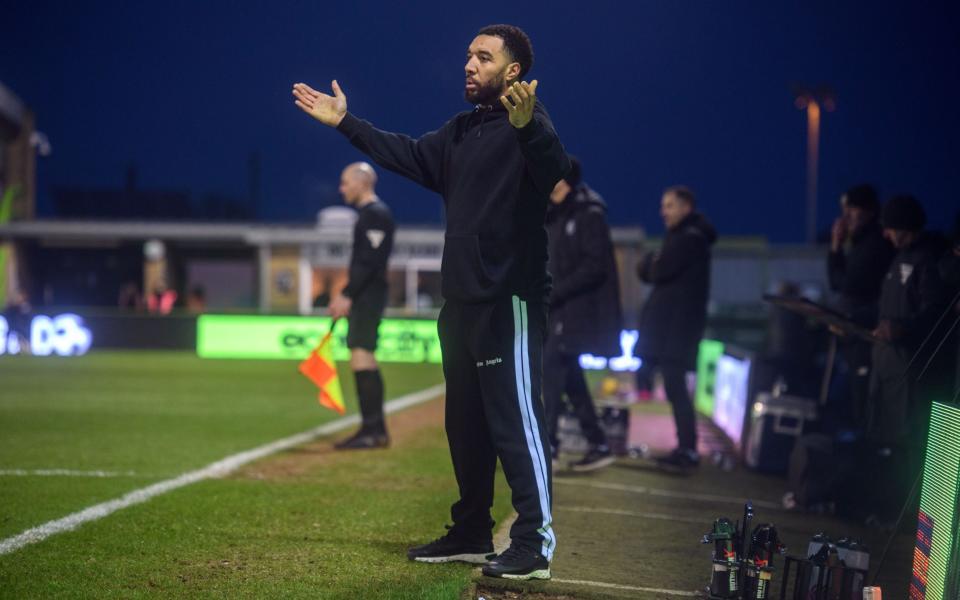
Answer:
[{"left": 500, "top": 80, "right": 539, "bottom": 129}]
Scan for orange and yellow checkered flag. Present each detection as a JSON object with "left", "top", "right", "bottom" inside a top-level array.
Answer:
[{"left": 298, "top": 327, "right": 345, "bottom": 414}]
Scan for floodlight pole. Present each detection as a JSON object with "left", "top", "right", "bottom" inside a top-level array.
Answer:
[{"left": 804, "top": 99, "right": 821, "bottom": 244}]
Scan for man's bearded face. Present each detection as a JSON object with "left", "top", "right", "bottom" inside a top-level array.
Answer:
[{"left": 464, "top": 35, "right": 515, "bottom": 105}]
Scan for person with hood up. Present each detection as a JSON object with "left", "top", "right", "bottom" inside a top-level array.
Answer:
[
  {"left": 544, "top": 157, "right": 622, "bottom": 472},
  {"left": 636, "top": 186, "right": 717, "bottom": 471}
]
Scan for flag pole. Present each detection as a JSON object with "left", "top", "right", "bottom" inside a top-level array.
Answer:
[{"left": 317, "top": 316, "right": 340, "bottom": 351}]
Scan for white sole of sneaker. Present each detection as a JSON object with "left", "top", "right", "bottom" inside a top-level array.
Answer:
[
  {"left": 414, "top": 553, "right": 494, "bottom": 564},
  {"left": 501, "top": 568, "right": 551, "bottom": 580},
  {"left": 569, "top": 455, "right": 616, "bottom": 472}
]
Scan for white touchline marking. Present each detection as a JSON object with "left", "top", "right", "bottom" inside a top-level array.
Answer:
[
  {"left": 0, "top": 469, "right": 139, "bottom": 478},
  {"left": 554, "top": 478, "right": 783, "bottom": 511},
  {"left": 551, "top": 578, "right": 696, "bottom": 597},
  {"left": 555, "top": 505, "right": 706, "bottom": 525},
  {"left": 0, "top": 383, "right": 445, "bottom": 556}
]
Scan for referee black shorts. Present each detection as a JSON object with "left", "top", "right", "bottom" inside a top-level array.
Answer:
[{"left": 347, "top": 302, "right": 384, "bottom": 351}]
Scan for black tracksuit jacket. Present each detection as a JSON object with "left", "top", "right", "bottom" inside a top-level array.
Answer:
[{"left": 336, "top": 102, "right": 570, "bottom": 303}]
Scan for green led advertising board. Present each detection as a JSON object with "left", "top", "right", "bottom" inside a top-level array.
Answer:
[
  {"left": 695, "top": 339, "right": 724, "bottom": 416},
  {"left": 911, "top": 401, "right": 960, "bottom": 599},
  {"left": 197, "top": 315, "right": 442, "bottom": 363}
]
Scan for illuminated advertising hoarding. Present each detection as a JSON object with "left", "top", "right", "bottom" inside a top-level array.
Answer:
[
  {"left": 199, "top": 316, "right": 650, "bottom": 369},
  {"left": 0, "top": 314, "right": 93, "bottom": 356},
  {"left": 911, "top": 401, "right": 960, "bottom": 599},
  {"left": 695, "top": 339, "right": 725, "bottom": 416},
  {"left": 578, "top": 330, "right": 642, "bottom": 372},
  {"left": 712, "top": 351, "right": 752, "bottom": 448},
  {"left": 196, "top": 315, "right": 442, "bottom": 362}
]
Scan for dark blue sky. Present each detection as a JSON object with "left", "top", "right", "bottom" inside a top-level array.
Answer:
[{"left": 4, "top": 1, "right": 959, "bottom": 241}]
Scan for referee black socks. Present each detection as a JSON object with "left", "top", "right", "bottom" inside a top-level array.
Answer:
[{"left": 354, "top": 369, "right": 386, "bottom": 435}]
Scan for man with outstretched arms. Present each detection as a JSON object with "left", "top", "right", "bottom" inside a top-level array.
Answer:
[{"left": 292, "top": 24, "right": 570, "bottom": 580}]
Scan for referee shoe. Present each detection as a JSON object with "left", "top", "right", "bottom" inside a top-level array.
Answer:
[{"left": 334, "top": 430, "right": 389, "bottom": 450}]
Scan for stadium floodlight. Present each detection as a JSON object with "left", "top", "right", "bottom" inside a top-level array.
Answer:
[{"left": 792, "top": 85, "right": 836, "bottom": 244}]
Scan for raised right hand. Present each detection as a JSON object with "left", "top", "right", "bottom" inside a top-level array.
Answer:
[{"left": 292, "top": 80, "right": 347, "bottom": 127}]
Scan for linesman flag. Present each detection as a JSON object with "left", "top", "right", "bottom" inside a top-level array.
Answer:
[{"left": 298, "top": 325, "right": 345, "bottom": 414}]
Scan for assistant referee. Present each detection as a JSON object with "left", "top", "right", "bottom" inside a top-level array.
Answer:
[{"left": 328, "top": 162, "right": 395, "bottom": 450}]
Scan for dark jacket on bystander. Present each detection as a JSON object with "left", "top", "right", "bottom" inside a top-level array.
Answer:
[
  {"left": 545, "top": 184, "right": 622, "bottom": 356},
  {"left": 636, "top": 211, "right": 717, "bottom": 368}
]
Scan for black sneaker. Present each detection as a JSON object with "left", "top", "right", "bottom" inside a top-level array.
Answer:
[
  {"left": 482, "top": 545, "right": 551, "bottom": 580},
  {"left": 407, "top": 529, "right": 495, "bottom": 564},
  {"left": 569, "top": 444, "right": 615, "bottom": 472},
  {"left": 334, "top": 430, "right": 389, "bottom": 450},
  {"left": 655, "top": 447, "right": 700, "bottom": 473}
]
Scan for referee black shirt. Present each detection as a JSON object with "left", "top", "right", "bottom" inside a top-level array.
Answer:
[{"left": 342, "top": 198, "right": 395, "bottom": 309}]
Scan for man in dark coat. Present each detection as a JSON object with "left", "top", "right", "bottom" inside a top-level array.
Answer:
[
  {"left": 636, "top": 186, "right": 716, "bottom": 470},
  {"left": 870, "top": 195, "right": 952, "bottom": 446},
  {"left": 865, "top": 195, "right": 953, "bottom": 520},
  {"left": 827, "top": 184, "right": 895, "bottom": 427},
  {"left": 544, "top": 158, "right": 622, "bottom": 472}
]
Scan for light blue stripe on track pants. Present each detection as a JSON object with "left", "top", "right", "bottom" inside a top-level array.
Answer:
[{"left": 438, "top": 295, "right": 556, "bottom": 560}]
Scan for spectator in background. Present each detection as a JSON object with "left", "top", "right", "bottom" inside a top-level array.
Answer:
[
  {"left": 636, "top": 186, "right": 716, "bottom": 471},
  {"left": 3, "top": 290, "right": 32, "bottom": 354},
  {"left": 870, "top": 195, "right": 952, "bottom": 444},
  {"left": 118, "top": 281, "right": 143, "bottom": 310},
  {"left": 186, "top": 286, "right": 207, "bottom": 313},
  {"left": 543, "top": 157, "right": 622, "bottom": 472},
  {"left": 827, "top": 184, "right": 895, "bottom": 426},
  {"left": 146, "top": 281, "right": 177, "bottom": 315},
  {"left": 328, "top": 162, "right": 395, "bottom": 450},
  {"left": 865, "top": 195, "right": 953, "bottom": 521}
]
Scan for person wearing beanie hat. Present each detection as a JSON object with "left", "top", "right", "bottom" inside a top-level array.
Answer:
[
  {"left": 866, "top": 194, "right": 954, "bottom": 519},
  {"left": 881, "top": 194, "right": 927, "bottom": 235},
  {"left": 827, "top": 184, "right": 895, "bottom": 428}
]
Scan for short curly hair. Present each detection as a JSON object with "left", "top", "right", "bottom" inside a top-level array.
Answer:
[{"left": 477, "top": 24, "right": 534, "bottom": 80}]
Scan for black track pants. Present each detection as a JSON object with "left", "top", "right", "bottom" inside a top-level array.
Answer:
[
  {"left": 439, "top": 295, "right": 556, "bottom": 559},
  {"left": 543, "top": 337, "right": 607, "bottom": 452}
]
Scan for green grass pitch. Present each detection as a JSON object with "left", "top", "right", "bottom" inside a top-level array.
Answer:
[{"left": 0, "top": 351, "right": 511, "bottom": 599}]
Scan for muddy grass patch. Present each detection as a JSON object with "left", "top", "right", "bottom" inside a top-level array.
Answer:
[{"left": 233, "top": 395, "right": 446, "bottom": 482}]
